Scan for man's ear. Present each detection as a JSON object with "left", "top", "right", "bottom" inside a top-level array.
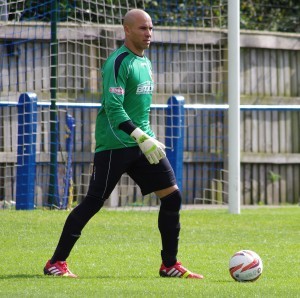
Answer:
[{"left": 123, "top": 24, "right": 130, "bottom": 35}]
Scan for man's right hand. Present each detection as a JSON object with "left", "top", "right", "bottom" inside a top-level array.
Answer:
[{"left": 130, "top": 128, "right": 166, "bottom": 164}]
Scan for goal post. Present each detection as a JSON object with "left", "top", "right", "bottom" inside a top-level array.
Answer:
[{"left": 228, "top": 0, "right": 241, "bottom": 214}]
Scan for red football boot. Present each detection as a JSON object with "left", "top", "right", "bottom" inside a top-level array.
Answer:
[
  {"left": 44, "top": 260, "right": 77, "bottom": 278},
  {"left": 159, "top": 261, "right": 204, "bottom": 279}
]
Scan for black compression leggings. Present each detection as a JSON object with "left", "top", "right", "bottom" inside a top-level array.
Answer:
[{"left": 50, "top": 194, "right": 104, "bottom": 263}]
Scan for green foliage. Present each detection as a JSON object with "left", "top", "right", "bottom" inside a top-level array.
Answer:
[
  {"left": 268, "top": 170, "right": 281, "bottom": 183},
  {"left": 146, "top": 0, "right": 300, "bottom": 32},
  {"left": 240, "top": 0, "right": 300, "bottom": 32},
  {"left": 5, "top": 0, "right": 300, "bottom": 32},
  {"left": 145, "top": 0, "right": 226, "bottom": 28},
  {"left": 0, "top": 207, "right": 300, "bottom": 297}
]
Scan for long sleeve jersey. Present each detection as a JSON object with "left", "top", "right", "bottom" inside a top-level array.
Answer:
[{"left": 95, "top": 45, "right": 155, "bottom": 152}]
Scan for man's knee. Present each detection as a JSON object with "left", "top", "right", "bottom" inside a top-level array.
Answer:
[
  {"left": 160, "top": 189, "right": 182, "bottom": 213},
  {"left": 155, "top": 185, "right": 179, "bottom": 199}
]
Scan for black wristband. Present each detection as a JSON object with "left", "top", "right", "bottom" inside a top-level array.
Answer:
[{"left": 119, "top": 120, "right": 137, "bottom": 135}]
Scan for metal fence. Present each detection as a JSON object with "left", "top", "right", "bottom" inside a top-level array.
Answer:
[{"left": 1, "top": 98, "right": 300, "bottom": 207}]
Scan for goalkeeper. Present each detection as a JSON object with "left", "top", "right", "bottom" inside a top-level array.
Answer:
[{"left": 44, "top": 8, "right": 203, "bottom": 279}]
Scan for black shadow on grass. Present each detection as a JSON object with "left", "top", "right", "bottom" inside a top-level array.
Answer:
[
  {"left": 0, "top": 274, "right": 233, "bottom": 281},
  {"left": 0, "top": 274, "right": 43, "bottom": 279},
  {"left": 0, "top": 274, "right": 149, "bottom": 280}
]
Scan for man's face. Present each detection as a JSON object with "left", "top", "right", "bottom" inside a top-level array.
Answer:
[{"left": 125, "top": 14, "right": 153, "bottom": 53}]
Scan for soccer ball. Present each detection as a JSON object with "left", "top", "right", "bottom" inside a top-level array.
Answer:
[{"left": 229, "top": 250, "right": 263, "bottom": 282}]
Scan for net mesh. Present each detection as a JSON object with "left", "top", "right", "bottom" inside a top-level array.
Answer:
[
  {"left": 0, "top": 0, "right": 229, "bottom": 208},
  {"left": 0, "top": 0, "right": 253, "bottom": 209}
]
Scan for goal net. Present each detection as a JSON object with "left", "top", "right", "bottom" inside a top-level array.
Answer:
[{"left": 0, "top": 0, "right": 229, "bottom": 209}]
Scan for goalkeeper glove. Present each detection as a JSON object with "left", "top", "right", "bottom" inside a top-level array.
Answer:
[{"left": 130, "top": 128, "right": 166, "bottom": 164}]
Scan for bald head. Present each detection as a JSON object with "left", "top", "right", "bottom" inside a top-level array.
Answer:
[
  {"left": 123, "top": 9, "right": 153, "bottom": 56},
  {"left": 123, "top": 9, "right": 151, "bottom": 27}
]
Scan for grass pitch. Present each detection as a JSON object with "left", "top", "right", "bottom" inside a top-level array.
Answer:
[{"left": 0, "top": 206, "right": 299, "bottom": 297}]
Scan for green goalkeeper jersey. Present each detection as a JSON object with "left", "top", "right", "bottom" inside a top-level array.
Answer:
[{"left": 95, "top": 45, "right": 155, "bottom": 152}]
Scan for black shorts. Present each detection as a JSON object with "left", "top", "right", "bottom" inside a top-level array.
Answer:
[{"left": 87, "top": 146, "right": 177, "bottom": 200}]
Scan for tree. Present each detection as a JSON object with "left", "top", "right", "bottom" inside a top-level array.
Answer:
[
  {"left": 5, "top": 0, "right": 300, "bottom": 33},
  {"left": 146, "top": 0, "right": 300, "bottom": 32},
  {"left": 240, "top": 0, "right": 300, "bottom": 32}
]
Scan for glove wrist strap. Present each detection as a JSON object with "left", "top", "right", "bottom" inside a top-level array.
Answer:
[{"left": 130, "top": 127, "right": 148, "bottom": 144}]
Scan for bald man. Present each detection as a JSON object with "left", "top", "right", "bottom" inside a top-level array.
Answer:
[{"left": 43, "top": 9, "right": 203, "bottom": 279}]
